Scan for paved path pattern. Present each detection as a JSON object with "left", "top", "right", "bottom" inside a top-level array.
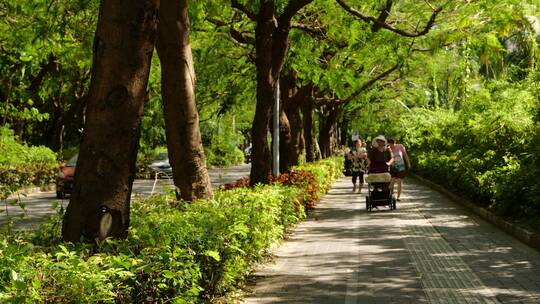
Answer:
[{"left": 244, "top": 177, "right": 540, "bottom": 304}]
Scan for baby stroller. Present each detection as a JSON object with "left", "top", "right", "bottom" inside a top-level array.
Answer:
[{"left": 365, "top": 172, "right": 396, "bottom": 211}]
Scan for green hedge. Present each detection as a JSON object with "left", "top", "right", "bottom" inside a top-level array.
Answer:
[
  {"left": 0, "top": 158, "right": 342, "bottom": 303},
  {"left": 399, "top": 84, "right": 540, "bottom": 230},
  {"left": 0, "top": 126, "right": 57, "bottom": 199}
]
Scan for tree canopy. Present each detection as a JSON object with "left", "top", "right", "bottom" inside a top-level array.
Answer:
[{"left": 1, "top": 0, "right": 539, "bottom": 235}]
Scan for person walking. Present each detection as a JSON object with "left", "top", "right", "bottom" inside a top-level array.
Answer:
[
  {"left": 388, "top": 138, "right": 411, "bottom": 201},
  {"left": 348, "top": 140, "right": 367, "bottom": 192},
  {"left": 356, "top": 140, "right": 368, "bottom": 193},
  {"left": 367, "top": 135, "right": 394, "bottom": 173}
]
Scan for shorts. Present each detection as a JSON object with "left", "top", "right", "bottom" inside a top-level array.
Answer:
[
  {"left": 391, "top": 170, "right": 407, "bottom": 179},
  {"left": 352, "top": 171, "right": 364, "bottom": 184}
]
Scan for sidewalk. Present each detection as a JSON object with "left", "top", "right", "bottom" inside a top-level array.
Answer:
[{"left": 243, "top": 177, "right": 540, "bottom": 304}]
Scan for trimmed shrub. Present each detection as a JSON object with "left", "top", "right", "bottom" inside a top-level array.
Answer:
[
  {"left": 0, "top": 158, "right": 342, "bottom": 303},
  {"left": 0, "top": 126, "right": 57, "bottom": 199}
]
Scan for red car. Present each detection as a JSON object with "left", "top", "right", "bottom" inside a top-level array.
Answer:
[{"left": 56, "top": 154, "right": 77, "bottom": 199}]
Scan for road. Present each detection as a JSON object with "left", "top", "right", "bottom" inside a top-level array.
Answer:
[{"left": 0, "top": 164, "right": 250, "bottom": 230}]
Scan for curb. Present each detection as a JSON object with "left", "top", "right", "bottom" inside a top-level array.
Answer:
[{"left": 411, "top": 174, "right": 540, "bottom": 251}]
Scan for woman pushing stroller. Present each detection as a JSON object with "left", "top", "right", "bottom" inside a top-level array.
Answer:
[
  {"left": 364, "top": 135, "right": 396, "bottom": 211},
  {"left": 367, "top": 135, "right": 394, "bottom": 173}
]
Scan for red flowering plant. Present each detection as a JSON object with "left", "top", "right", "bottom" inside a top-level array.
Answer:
[{"left": 270, "top": 171, "right": 319, "bottom": 210}]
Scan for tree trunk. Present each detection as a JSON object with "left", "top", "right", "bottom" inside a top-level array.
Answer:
[
  {"left": 249, "top": 0, "right": 313, "bottom": 184},
  {"left": 278, "top": 106, "right": 292, "bottom": 173},
  {"left": 250, "top": 74, "right": 274, "bottom": 184},
  {"left": 62, "top": 0, "right": 159, "bottom": 242},
  {"left": 318, "top": 105, "right": 339, "bottom": 158},
  {"left": 301, "top": 97, "right": 316, "bottom": 162},
  {"left": 156, "top": 0, "right": 212, "bottom": 201},
  {"left": 281, "top": 74, "right": 307, "bottom": 170},
  {"left": 250, "top": 3, "right": 277, "bottom": 185},
  {"left": 339, "top": 117, "right": 349, "bottom": 147},
  {"left": 49, "top": 101, "right": 64, "bottom": 152},
  {"left": 286, "top": 87, "right": 308, "bottom": 166},
  {"left": 278, "top": 74, "right": 293, "bottom": 172}
]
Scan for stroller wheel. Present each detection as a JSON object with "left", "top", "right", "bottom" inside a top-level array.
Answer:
[{"left": 365, "top": 196, "right": 369, "bottom": 211}]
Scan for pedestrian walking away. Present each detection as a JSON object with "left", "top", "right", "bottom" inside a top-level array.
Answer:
[{"left": 388, "top": 138, "right": 411, "bottom": 201}]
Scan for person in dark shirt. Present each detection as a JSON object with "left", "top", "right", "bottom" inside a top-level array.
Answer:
[{"left": 367, "top": 135, "right": 394, "bottom": 173}]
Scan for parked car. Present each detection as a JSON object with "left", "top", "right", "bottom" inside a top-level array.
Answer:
[
  {"left": 56, "top": 154, "right": 77, "bottom": 199},
  {"left": 149, "top": 152, "right": 172, "bottom": 177}
]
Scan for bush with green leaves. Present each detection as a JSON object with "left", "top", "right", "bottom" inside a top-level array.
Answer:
[
  {"left": 0, "top": 126, "right": 57, "bottom": 199},
  {"left": 201, "top": 118, "right": 245, "bottom": 167},
  {"left": 0, "top": 158, "right": 342, "bottom": 303},
  {"left": 398, "top": 80, "right": 540, "bottom": 230},
  {"left": 294, "top": 157, "right": 343, "bottom": 193}
]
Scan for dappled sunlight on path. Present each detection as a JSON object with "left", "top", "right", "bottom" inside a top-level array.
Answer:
[{"left": 243, "top": 177, "right": 540, "bottom": 304}]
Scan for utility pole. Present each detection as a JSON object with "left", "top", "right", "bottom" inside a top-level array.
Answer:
[{"left": 272, "top": 79, "right": 280, "bottom": 177}]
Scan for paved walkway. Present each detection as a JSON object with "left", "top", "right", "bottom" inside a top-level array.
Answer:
[{"left": 243, "top": 176, "right": 540, "bottom": 304}]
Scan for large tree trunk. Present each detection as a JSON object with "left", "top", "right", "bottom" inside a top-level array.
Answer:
[
  {"left": 250, "top": 75, "right": 274, "bottom": 184},
  {"left": 156, "top": 0, "right": 212, "bottom": 201},
  {"left": 62, "top": 0, "right": 159, "bottom": 242},
  {"left": 250, "top": 3, "right": 277, "bottom": 185}
]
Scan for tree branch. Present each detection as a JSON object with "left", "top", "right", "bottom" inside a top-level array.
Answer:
[
  {"left": 278, "top": 0, "right": 314, "bottom": 29},
  {"left": 371, "top": 0, "right": 393, "bottom": 32},
  {"left": 29, "top": 53, "right": 59, "bottom": 97},
  {"left": 291, "top": 22, "right": 325, "bottom": 38},
  {"left": 205, "top": 17, "right": 255, "bottom": 45},
  {"left": 315, "top": 62, "right": 400, "bottom": 106},
  {"left": 231, "top": 0, "right": 256, "bottom": 21},
  {"left": 335, "top": 0, "right": 443, "bottom": 37},
  {"left": 343, "top": 62, "right": 400, "bottom": 103}
]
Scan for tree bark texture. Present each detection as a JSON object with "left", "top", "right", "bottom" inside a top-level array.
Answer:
[
  {"left": 62, "top": 0, "right": 159, "bottom": 242},
  {"left": 156, "top": 0, "right": 213, "bottom": 201}
]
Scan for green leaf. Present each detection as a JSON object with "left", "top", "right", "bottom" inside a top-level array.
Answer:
[
  {"left": 11, "top": 269, "right": 19, "bottom": 281},
  {"left": 162, "top": 270, "right": 175, "bottom": 279},
  {"left": 203, "top": 250, "right": 221, "bottom": 261}
]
